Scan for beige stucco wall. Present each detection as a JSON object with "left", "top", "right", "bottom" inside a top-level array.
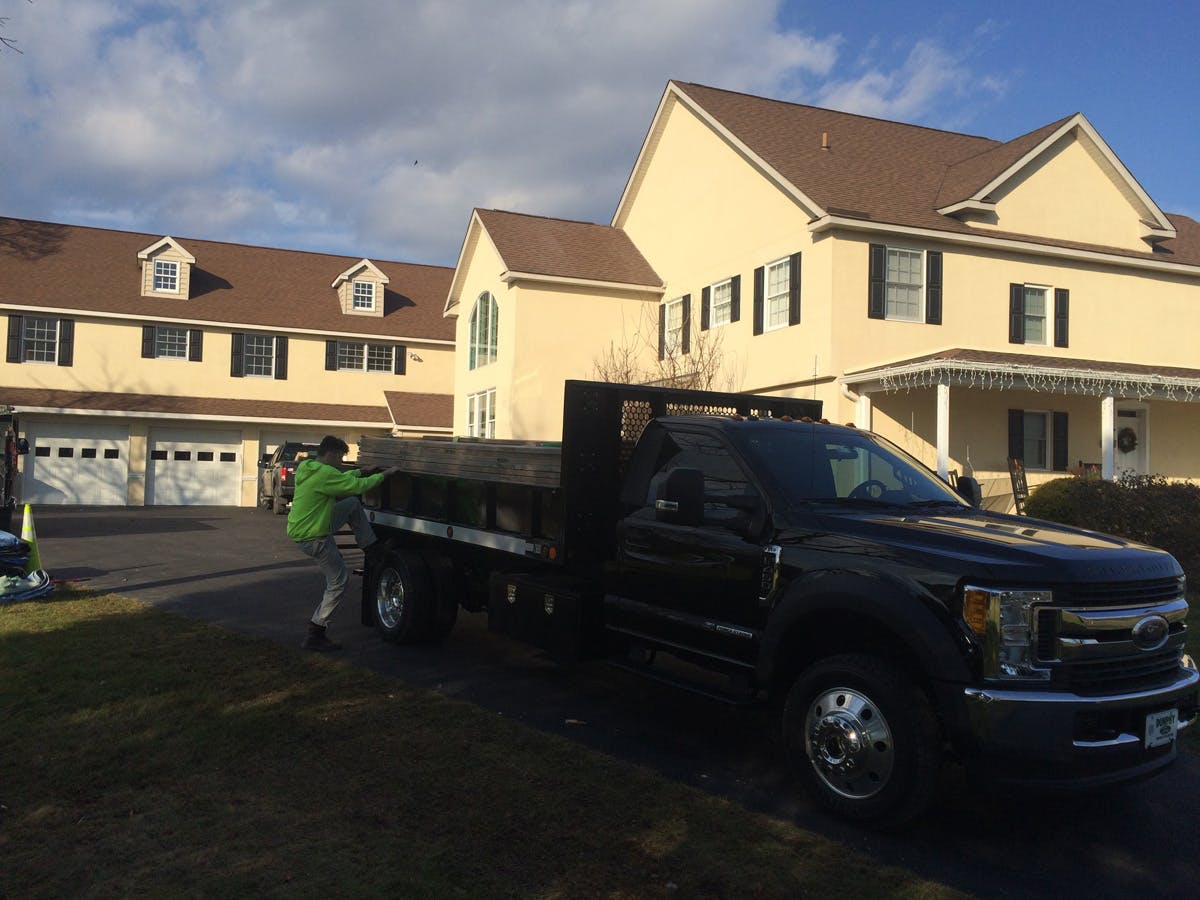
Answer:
[
  {"left": 970, "top": 130, "right": 1150, "bottom": 253},
  {"left": 14, "top": 316, "right": 452, "bottom": 402},
  {"left": 615, "top": 93, "right": 834, "bottom": 397}
]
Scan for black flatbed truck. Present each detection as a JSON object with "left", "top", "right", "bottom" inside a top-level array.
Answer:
[{"left": 358, "top": 380, "right": 1198, "bottom": 824}]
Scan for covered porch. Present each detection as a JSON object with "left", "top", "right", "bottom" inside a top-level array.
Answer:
[{"left": 841, "top": 349, "right": 1200, "bottom": 512}]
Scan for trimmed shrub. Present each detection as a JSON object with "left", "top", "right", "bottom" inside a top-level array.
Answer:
[{"left": 1026, "top": 473, "right": 1200, "bottom": 583}]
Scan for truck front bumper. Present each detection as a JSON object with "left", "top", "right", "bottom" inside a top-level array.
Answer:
[{"left": 950, "top": 662, "right": 1199, "bottom": 788}]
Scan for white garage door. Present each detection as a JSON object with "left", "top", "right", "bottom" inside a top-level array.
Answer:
[
  {"left": 23, "top": 422, "right": 130, "bottom": 505},
  {"left": 147, "top": 428, "right": 242, "bottom": 506}
]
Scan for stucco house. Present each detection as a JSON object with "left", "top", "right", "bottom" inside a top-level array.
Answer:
[
  {"left": 0, "top": 218, "right": 455, "bottom": 507},
  {"left": 445, "top": 80, "right": 1200, "bottom": 507}
]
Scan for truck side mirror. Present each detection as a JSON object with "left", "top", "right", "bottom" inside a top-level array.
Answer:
[
  {"left": 16, "top": 438, "right": 28, "bottom": 455},
  {"left": 652, "top": 467, "right": 704, "bottom": 525},
  {"left": 260, "top": 453, "right": 271, "bottom": 464},
  {"left": 956, "top": 475, "right": 983, "bottom": 508}
]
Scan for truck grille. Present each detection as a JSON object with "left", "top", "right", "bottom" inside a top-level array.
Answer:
[
  {"left": 1053, "top": 576, "right": 1184, "bottom": 608},
  {"left": 1035, "top": 577, "right": 1188, "bottom": 695},
  {"left": 1056, "top": 647, "right": 1183, "bottom": 694}
]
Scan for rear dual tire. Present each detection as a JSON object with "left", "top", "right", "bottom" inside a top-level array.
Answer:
[{"left": 371, "top": 549, "right": 457, "bottom": 644}]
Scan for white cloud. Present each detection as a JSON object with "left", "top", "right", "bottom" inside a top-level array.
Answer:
[{"left": 0, "top": 0, "right": 1008, "bottom": 265}]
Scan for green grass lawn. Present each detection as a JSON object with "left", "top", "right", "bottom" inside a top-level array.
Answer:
[{"left": 0, "top": 591, "right": 967, "bottom": 899}]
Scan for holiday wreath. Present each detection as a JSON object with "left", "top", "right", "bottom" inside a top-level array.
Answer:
[{"left": 1116, "top": 426, "right": 1138, "bottom": 454}]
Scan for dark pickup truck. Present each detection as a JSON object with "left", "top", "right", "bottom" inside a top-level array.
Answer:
[
  {"left": 355, "top": 380, "right": 1197, "bottom": 824},
  {"left": 258, "top": 442, "right": 318, "bottom": 515}
]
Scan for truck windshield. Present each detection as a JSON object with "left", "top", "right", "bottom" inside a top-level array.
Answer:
[{"left": 729, "top": 423, "right": 966, "bottom": 510}]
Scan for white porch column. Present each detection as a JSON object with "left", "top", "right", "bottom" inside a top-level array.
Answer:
[
  {"left": 855, "top": 392, "right": 873, "bottom": 430},
  {"left": 936, "top": 382, "right": 950, "bottom": 479},
  {"left": 1101, "top": 395, "right": 1115, "bottom": 480}
]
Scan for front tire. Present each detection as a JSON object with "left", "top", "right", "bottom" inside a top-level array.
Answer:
[
  {"left": 371, "top": 549, "right": 433, "bottom": 643},
  {"left": 783, "top": 654, "right": 941, "bottom": 826}
]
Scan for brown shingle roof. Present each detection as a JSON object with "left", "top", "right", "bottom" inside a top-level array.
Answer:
[
  {"left": 673, "top": 82, "right": 1200, "bottom": 267},
  {"left": 0, "top": 217, "right": 457, "bottom": 341},
  {"left": 476, "top": 209, "right": 661, "bottom": 287},
  {"left": 0, "top": 385, "right": 453, "bottom": 428}
]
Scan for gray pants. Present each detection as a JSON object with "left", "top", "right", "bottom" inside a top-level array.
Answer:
[{"left": 296, "top": 496, "right": 377, "bottom": 627}]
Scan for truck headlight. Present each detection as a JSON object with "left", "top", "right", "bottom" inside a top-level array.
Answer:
[{"left": 962, "top": 586, "right": 1052, "bottom": 681}]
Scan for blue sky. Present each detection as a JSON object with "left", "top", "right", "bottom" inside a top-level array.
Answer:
[{"left": 1, "top": 0, "right": 1197, "bottom": 267}]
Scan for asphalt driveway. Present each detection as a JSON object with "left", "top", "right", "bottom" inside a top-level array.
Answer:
[{"left": 30, "top": 505, "right": 1200, "bottom": 899}]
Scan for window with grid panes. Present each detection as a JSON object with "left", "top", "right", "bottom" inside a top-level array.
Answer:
[
  {"left": 244, "top": 334, "right": 274, "bottom": 376},
  {"left": 353, "top": 280, "right": 375, "bottom": 310},
  {"left": 885, "top": 248, "right": 923, "bottom": 321},
  {"left": 765, "top": 259, "right": 789, "bottom": 331},
  {"left": 22, "top": 317, "right": 57, "bottom": 362},
  {"left": 710, "top": 279, "right": 732, "bottom": 327},
  {"left": 1023, "top": 286, "right": 1047, "bottom": 345},
  {"left": 155, "top": 326, "right": 188, "bottom": 359},
  {"left": 154, "top": 260, "right": 178, "bottom": 292}
]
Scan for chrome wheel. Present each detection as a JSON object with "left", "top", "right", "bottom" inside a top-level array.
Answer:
[
  {"left": 375, "top": 567, "right": 406, "bottom": 632},
  {"left": 804, "top": 686, "right": 895, "bottom": 800}
]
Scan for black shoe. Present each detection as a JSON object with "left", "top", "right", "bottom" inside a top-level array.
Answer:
[{"left": 302, "top": 622, "right": 342, "bottom": 652}]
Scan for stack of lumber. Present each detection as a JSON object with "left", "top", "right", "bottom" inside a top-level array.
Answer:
[{"left": 357, "top": 436, "right": 561, "bottom": 488}]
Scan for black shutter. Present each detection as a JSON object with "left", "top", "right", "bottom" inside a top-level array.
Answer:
[
  {"left": 56, "top": 319, "right": 73, "bottom": 367},
  {"left": 326, "top": 339, "right": 339, "bottom": 371},
  {"left": 1053, "top": 412, "right": 1069, "bottom": 471},
  {"left": 142, "top": 325, "right": 156, "bottom": 358},
  {"left": 788, "top": 252, "right": 802, "bottom": 326},
  {"left": 868, "top": 243, "right": 886, "bottom": 319},
  {"left": 730, "top": 274, "right": 741, "bottom": 323},
  {"left": 6, "top": 315, "right": 22, "bottom": 363},
  {"left": 658, "top": 304, "right": 666, "bottom": 361},
  {"left": 925, "top": 251, "right": 943, "bottom": 325},
  {"left": 188, "top": 329, "right": 203, "bottom": 362},
  {"left": 1009, "top": 284, "right": 1025, "bottom": 344},
  {"left": 753, "top": 266, "right": 764, "bottom": 335},
  {"left": 274, "top": 336, "right": 288, "bottom": 380},
  {"left": 700, "top": 286, "right": 711, "bottom": 331},
  {"left": 1054, "top": 288, "right": 1069, "bottom": 348},
  {"left": 394, "top": 345, "right": 407, "bottom": 375},
  {"left": 1008, "top": 409, "right": 1024, "bottom": 462},
  {"left": 680, "top": 294, "right": 691, "bottom": 354},
  {"left": 231, "top": 333, "right": 245, "bottom": 377}
]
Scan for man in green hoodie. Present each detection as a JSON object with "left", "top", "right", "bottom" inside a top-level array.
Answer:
[{"left": 287, "top": 434, "right": 398, "bottom": 651}]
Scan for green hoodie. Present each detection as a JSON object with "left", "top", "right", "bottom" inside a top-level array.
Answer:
[{"left": 286, "top": 458, "right": 385, "bottom": 542}]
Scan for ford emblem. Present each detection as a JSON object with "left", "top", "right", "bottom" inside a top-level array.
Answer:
[{"left": 1131, "top": 615, "right": 1170, "bottom": 651}]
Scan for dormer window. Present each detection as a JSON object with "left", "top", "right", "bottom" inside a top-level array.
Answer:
[
  {"left": 332, "top": 259, "right": 389, "bottom": 318},
  {"left": 154, "top": 260, "right": 179, "bottom": 292},
  {"left": 137, "top": 236, "right": 195, "bottom": 299},
  {"left": 352, "top": 280, "right": 376, "bottom": 311}
]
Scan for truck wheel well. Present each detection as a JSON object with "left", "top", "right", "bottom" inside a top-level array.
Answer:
[{"left": 768, "top": 612, "right": 931, "bottom": 705}]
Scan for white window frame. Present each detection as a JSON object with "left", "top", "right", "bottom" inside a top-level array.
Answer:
[
  {"left": 709, "top": 278, "right": 733, "bottom": 328},
  {"left": 22, "top": 316, "right": 58, "bottom": 364},
  {"left": 337, "top": 340, "right": 394, "bottom": 373},
  {"left": 1022, "top": 410, "right": 1051, "bottom": 470},
  {"left": 154, "top": 259, "right": 179, "bottom": 293},
  {"left": 664, "top": 296, "right": 685, "bottom": 357},
  {"left": 1021, "top": 284, "right": 1050, "bottom": 346},
  {"left": 155, "top": 325, "right": 189, "bottom": 360},
  {"left": 764, "top": 258, "right": 790, "bottom": 332},
  {"left": 466, "top": 388, "right": 496, "bottom": 438},
  {"left": 244, "top": 333, "right": 275, "bottom": 377},
  {"left": 468, "top": 292, "right": 498, "bottom": 370},
  {"left": 352, "top": 280, "right": 375, "bottom": 311},
  {"left": 884, "top": 247, "right": 924, "bottom": 322}
]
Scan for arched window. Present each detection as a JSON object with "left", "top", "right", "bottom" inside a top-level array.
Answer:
[{"left": 468, "top": 291, "right": 498, "bottom": 370}]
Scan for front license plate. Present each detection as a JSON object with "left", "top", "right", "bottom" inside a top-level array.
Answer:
[{"left": 1145, "top": 708, "right": 1178, "bottom": 749}]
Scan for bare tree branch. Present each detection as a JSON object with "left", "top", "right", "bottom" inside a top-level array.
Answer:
[{"left": 591, "top": 305, "right": 743, "bottom": 392}]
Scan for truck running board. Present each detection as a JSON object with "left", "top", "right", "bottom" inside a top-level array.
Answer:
[{"left": 605, "top": 656, "right": 762, "bottom": 707}]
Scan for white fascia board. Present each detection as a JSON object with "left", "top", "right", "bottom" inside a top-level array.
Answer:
[
  {"left": 500, "top": 270, "right": 664, "bottom": 294},
  {"left": 444, "top": 210, "right": 486, "bottom": 316},
  {"left": 331, "top": 258, "right": 391, "bottom": 288},
  {"left": 807, "top": 216, "right": 1200, "bottom": 278},
  {"left": 936, "top": 199, "right": 997, "bottom": 217},
  {"left": 137, "top": 236, "right": 196, "bottom": 263},
  {"left": 970, "top": 114, "right": 1176, "bottom": 237},
  {"left": 12, "top": 405, "right": 403, "bottom": 428},
  {"left": 0, "top": 303, "right": 456, "bottom": 346},
  {"left": 612, "top": 81, "right": 825, "bottom": 226}
]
